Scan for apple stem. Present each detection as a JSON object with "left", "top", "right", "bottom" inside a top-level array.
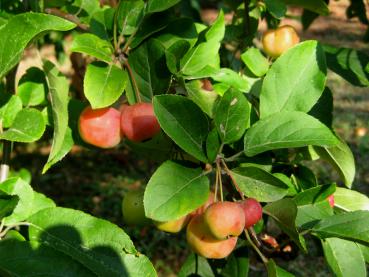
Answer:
[
  {"left": 214, "top": 167, "right": 219, "bottom": 202},
  {"left": 44, "top": 8, "right": 89, "bottom": 31},
  {"left": 245, "top": 229, "right": 269, "bottom": 265},
  {"left": 122, "top": 58, "right": 142, "bottom": 103},
  {"left": 221, "top": 159, "right": 245, "bottom": 200},
  {"left": 0, "top": 222, "right": 31, "bottom": 238},
  {"left": 216, "top": 160, "right": 223, "bottom": 202},
  {"left": 121, "top": 3, "right": 147, "bottom": 54}
]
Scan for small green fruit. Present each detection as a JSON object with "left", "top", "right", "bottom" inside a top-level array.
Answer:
[{"left": 122, "top": 189, "right": 150, "bottom": 226}]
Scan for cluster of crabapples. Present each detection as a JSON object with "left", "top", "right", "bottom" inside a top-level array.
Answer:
[
  {"left": 78, "top": 102, "right": 160, "bottom": 147},
  {"left": 122, "top": 190, "right": 263, "bottom": 259}
]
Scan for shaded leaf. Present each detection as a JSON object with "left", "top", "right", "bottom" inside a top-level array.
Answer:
[
  {"left": 0, "top": 240, "right": 93, "bottom": 276},
  {"left": 28, "top": 207, "right": 156, "bottom": 277},
  {"left": 178, "top": 253, "right": 214, "bottom": 277},
  {"left": 264, "top": 199, "right": 307, "bottom": 251},
  {"left": 153, "top": 95, "right": 209, "bottom": 162}
]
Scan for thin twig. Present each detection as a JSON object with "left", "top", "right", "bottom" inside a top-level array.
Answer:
[
  {"left": 214, "top": 165, "right": 219, "bottom": 202},
  {"left": 245, "top": 229, "right": 269, "bottom": 264},
  {"left": 220, "top": 159, "right": 244, "bottom": 200},
  {"left": 224, "top": 151, "right": 244, "bottom": 162},
  {"left": 216, "top": 160, "right": 224, "bottom": 201},
  {"left": 120, "top": 55, "right": 142, "bottom": 103},
  {"left": 45, "top": 8, "right": 89, "bottom": 31},
  {"left": 0, "top": 222, "right": 31, "bottom": 238}
]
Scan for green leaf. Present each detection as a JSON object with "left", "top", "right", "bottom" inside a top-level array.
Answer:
[
  {"left": 232, "top": 167, "right": 289, "bottom": 202},
  {"left": 84, "top": 61, "right": 127, "bottom": 109},
  {"left": 144, "top": 161, "right": 209, "bottom": 221},
  {"left": 324, "top": 45, "right": 369, "bottom": 87},
  {"left": 3, "top": 230, "right": 26, "bottom": 241},
  {"left": 265, "top": 0, "right": 287, "bottom": 18},
  {"left": 210, "top": 68, "right": 252, "bottom": 93},
  {"left": 180, "top": 41, "right": 220, "bottom": 77},
  {"left": 0, "top": 13, "right": 76, "bottom": 79},
  {"left": 292, "top": 164, "right": 318, "bottom": 190},
  {"left": 156, "top": 18, "right": 199, "bottom": 50},
  {"left": 128, "top": 39, "right": 171, "bottom": 102},
  {"left": 205, "top": 10, "right": 225, "bottom": 43},
  {"left": 147, "top": 0, "right": 181, "bottom": 13},
  {"left": 214, "top": 89, "right": 250, "bottom": 144},
  {"left": 89, "top": 8, "right": 115, "bottom": 40},
  {"left": 274, "top": 173, "right": 298, "bottom": 196},
  {"left": 125, "top": 132, "right": 173, "bottom": 162},
  {"left": 308, "top": 87, "right": 333, "bottom": 127},
  {"left": 221, "top": 247, "right": 249, "bottom": 277},
  {"left": 9, "top": 168, "right": 32, "bottom": 184},
  {"left": 241, "top": 47, "right": 270, "bottom": 77},
  {"left": 28, "top": 207, "right": 156, "bottom": 277},
  {"left": 260, "top": 41, "right": 326, "bottom": 118},
  {"left": 281, "top": 0, "right": 329, "bottom": 15},
  {"left": 333, "top": 187, "right": 369, "bottom": 212},
  {"left": 66, "top": 0, "right": 100, "bottom": 24},
  {"left": 267, "top": 259, "right": 295, "bottom": 277},
  {"left": 185, "top": 79, "right": 219, "bottom": 118},
  {"left": 244, "top": 111, "right": 339, "bottom": 156},
  {"left": 117, "top": 0, "right": 145, "bottom": 35},
  {"left": 293, "top": 184, "right": 336, "bottom": 206},
  {"left": 17, "top": 67, "right": 47, "bottom": 106},
  {"left": 178, "top": 253, "right": 214, "bottom": 277},
  {"left": 359, "top": 244, "right": 369, "bottom": 264},
  {"left": 0, "top": 240, "right": 94, "bottom": 276},
  {"left": 153, "top": 95, "right": 209, "bottom": 162},
  {"left": 264, "top": 199, "right": 307, "bottom": 251},
  {"left": 322, "top": 238, "right": 366, "bottom": 277},
  {"left": 0, "top": 92, "right": 22, "bottom": 128},
  {"left": 0, "top": 177, "right": 34, "bottom": 224},
  {"left": 70, "top": 33, "right": 114, "bottom": 63},
  {"left": 314, "top": 138, "right": 355, "bottom": 188},
  {"left": 131, "top": 12, "right": 171, "bottom": 49},
  {"left": 312, "top": 210, "right": 369, "bottom": 244},
  {"left": 0, "top": 195, "right": 19, "bottom": 220},
  {"left": 29, "top": 192, "right": 56, "bottom": 217},
  {"left": 296, "top": 201, "right": 333, "bottom": 228},
  {"left": 0, "top": 108, "right": 46, "bottom": 143},
  {"left": 43, "top": 61, "right": 73, "bottom": 173},
  {"left": 165, "top": 40, "right": 191, "bottom": 74},
  {"left": 206, "top": 128, "right": 221, "bottom": 163}
]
